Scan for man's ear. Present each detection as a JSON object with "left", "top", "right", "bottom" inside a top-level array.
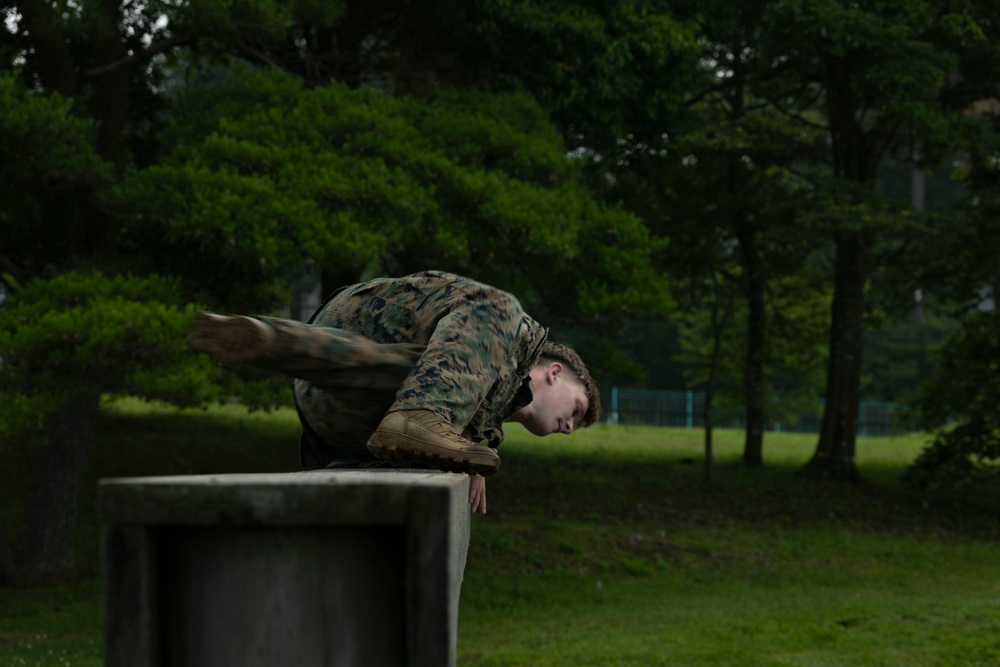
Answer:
[{"left": 545, "top": 361, "right": 564, "bottom": 384}]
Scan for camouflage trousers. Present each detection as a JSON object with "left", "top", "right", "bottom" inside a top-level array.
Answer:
[
  {"left": 251, "top": 316, "right": 422, "bottom": 468},
  {"left": 251, "top": 273, "right": 541, "bottom": 468}
]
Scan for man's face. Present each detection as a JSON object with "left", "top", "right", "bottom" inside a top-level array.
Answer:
[{"left": 519, "top": 363, "right": 589, "bottom": 436}]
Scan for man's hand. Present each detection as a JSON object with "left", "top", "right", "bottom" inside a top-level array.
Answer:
[
  {"left": 469, "top": 474, "right": 487, "bottom": 514},
  {"left": 461, "top": 427, "right": 488, "bottom": 514}
]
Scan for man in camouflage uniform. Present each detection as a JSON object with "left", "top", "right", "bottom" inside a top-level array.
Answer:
[{"left": 189, "top": 270, "right": 600, "bottom": 513}]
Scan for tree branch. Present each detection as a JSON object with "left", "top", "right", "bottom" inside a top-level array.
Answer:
[
  {"left": 233, "top": 42, "right": 285, "bottom": 72},
  {"left": 756, "top": 88, "right": 828, "bottom": 131},
  {"left": 687, "top": 56, "right": 807, "bottom": 108},
  {"left": 84, "top": 31, "right": 198, "bottom": 79},
  {"left": 873, "top": 236, "right": 915, "bottom": 271},
  {"left": 0, "top": 254, "right": 25, "bottom": 288},
  {"left": 15, "top": 0, "right": 78, "bottom": 96},
  {"left": 685, "top": 79, "right": 735, "bottom": 108}
]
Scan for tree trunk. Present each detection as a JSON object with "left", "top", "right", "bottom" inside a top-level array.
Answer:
[
  {"left": 10, "top": 394, "right": 100, "bottom": 586},
  {"left": 92, "top": 0, "right": 132, "bottom": 162},
  {"left": 15, "top": 0, "right": 78, "bottom": 97},
  {"left": 724, "top": 62, "right": 766, "bottom": 468},
  {"left": 703, "top": 393, "right": 715, "bottom": 486},
  {"left": 740, "top": 228, "right": 766, "bottom": 467},
  {"left": 703, "top": 268, "right": 735, "bottom": 486},
  {"left": 331, "top": 1, "right": 385, "bottom": 88},
  {"left": 805, "top": 232, "right": 871, "bottom": 482}
]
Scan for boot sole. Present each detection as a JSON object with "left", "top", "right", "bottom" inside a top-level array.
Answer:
[
  {"left": 368, "top": 444, "right": 500, "bottom": 476},
  {"left": 367, "top": 434, "right": 500, "bottom": 477}
]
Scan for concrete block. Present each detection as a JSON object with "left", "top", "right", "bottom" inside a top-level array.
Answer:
[{"left": 99, "top": 470, "right": 471, "bottom": 667}]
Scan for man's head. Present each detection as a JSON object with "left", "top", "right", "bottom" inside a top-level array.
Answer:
[{"left": 511, "top": 341, "right": 601, "bottom": 436}]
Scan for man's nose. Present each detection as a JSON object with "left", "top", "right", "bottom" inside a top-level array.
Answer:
[{"left": 563, "top": 419, "right": 574, "bottom": 434}]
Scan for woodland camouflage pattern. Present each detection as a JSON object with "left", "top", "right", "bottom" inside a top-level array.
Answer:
[{"left": 259, "top": 271, "right": 548, "bottom": 467}]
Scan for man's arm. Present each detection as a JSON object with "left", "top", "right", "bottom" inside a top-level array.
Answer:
[{"left": 462, "top": 426, "right": 488, "bottom": 514}]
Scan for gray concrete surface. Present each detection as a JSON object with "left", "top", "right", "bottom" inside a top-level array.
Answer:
[{"left": 99, "top": 470, "right": 471, "bottom": 667}]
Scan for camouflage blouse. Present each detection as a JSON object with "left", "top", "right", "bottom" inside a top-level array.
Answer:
[{"left": 306, "top": 270, "right": 548, "bottom": 450}]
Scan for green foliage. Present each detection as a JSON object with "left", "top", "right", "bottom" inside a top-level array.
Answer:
[
  {"left": 0, "top": 272, "right": 218, "bottom": 445},
  {"left": 905, "top": 311, "right": 1000, "bottom": 488},
  {"left": 861, "top": 306, "right": 956, "bottom": 403},
  {"left": 905, "top": 419, "right": 1000, "bottom": 490},
  {"left": 0, "top": 76, "right": 106, "bottom": 188},
  {"left": 0, "top": 75, "right": 110, "bottom": 278},
  {"left": 675, "top": 268, "right": 830, "bottom": 425},
  {"left": 107, "top": 66, "right": 669, "bottom": 324},
  {"left": 920, "top": 309, "right": 1000, "bottom": 425},
  {"left": 613, "top": 34, "right": 828, "bottom": 422},
  {"left": 463, "top": 0, "right": 700, "bottom": 148},
  {"left": 412, "top": 91, "right": 576, "bottom": 184},
  {"left": 760, "top": 0, "right": 995, "bottom": 181}
]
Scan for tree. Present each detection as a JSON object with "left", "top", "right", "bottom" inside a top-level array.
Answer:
[
  {"left": 677, "top": 250, "right": 739, "bottom": 485},
  {"left": 4, "top": 0, "right": 697, "bottom": 317},
  {"left": 757, "top": 0, "right": 999, "bottom": 480},
  {"left": 0, "top": 74, "right": 108, "bottom": 278},
  {"left": 0, "top": 56, "right": 670, "bottom": 583},
  {"left": 106, "top": 65, "right": 670, "bottom": 324},
  {"left": 599, "top": 0, "right": 828, "bottom": 468},
  {"left": 905, "top": 103, "right": 1000, "bottom": 488},
  {"left": 905, "top": 309, "right": 1000, "bottom": 489},
  {"left": 676, "top": 0, "right": 826, "bottom": 466},
  {"left": 0, "top": 273, "right": 215, "bottom": 585}
]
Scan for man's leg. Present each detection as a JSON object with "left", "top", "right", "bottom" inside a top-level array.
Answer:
[
  {"left": 366, "top": 287, "right": 526, "bottom": 476},
  {"left": 189, "top": 312, "right": 423, "bottom": 389},
  {"left": 188, "top": 308, "right": 507, "bottom": 475},
  {"left": 190, "top": 312, "right": 419, "bottom": 469},
  {"left": 294, "top": 378, "right": 400, "bottom": 467}
]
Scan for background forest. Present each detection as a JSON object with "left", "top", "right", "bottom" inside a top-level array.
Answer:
[{"left": 2, "top": 0, "right": 1000, "bottom": 587}]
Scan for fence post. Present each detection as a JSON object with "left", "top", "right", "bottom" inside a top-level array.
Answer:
[
  {"left": 686, "top": 390, "right": 693, "bottom": 429},
  {"left": 610, "top": 385, "right": 619, "bottom": 425}
]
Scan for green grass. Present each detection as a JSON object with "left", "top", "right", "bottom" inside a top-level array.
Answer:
[
  {"left": 0, "top": 582, "right": 102, "bottom": 667},
  {"left": 2, "top": 401, "right": 999, "bottom": 666},
  {"left": 459, "top": 424, "right": 1000, "bottom": 666}
]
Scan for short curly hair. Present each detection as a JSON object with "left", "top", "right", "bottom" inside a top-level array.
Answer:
[{"left": 536, "top": 341, "right": 601, "bottom": 428}]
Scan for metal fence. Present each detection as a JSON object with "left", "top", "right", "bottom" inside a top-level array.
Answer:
[{"left": 607, "top": 387, "right": 901, "bottom": 437}]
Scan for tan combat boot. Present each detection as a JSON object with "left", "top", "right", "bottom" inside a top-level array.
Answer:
[
  {"left": 187, "top": 312, "right": 276, "bottom": 365},
  {"left": 367, "top": 410, "right": 500, "bottom": 476}
]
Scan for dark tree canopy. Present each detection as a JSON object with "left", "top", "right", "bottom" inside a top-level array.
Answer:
[
  {"left": 2, "top": 0, "right": 1000, "bottom": 585},
  {"left": 0, "top": 0, "right": 681, "bottom": 583}
]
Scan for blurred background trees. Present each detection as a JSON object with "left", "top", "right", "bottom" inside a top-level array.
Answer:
[{"left": 2, "top": 0, "right": 999, "bottom": 584}]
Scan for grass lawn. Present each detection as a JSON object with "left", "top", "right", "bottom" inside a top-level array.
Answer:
[
  {"left": 2, "top": 400, "right": 999, "bottom": 666},
  {"left": 459, "top": 425, "right": 1000, "bottom": 666}
]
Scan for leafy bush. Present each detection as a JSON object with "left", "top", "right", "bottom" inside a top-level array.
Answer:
[
  {"left": 906, "top": 310, "right": 1000, "bottom": 488},
  {"left": 0, "top": 271, "right": 217, "bottom": 444}
]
